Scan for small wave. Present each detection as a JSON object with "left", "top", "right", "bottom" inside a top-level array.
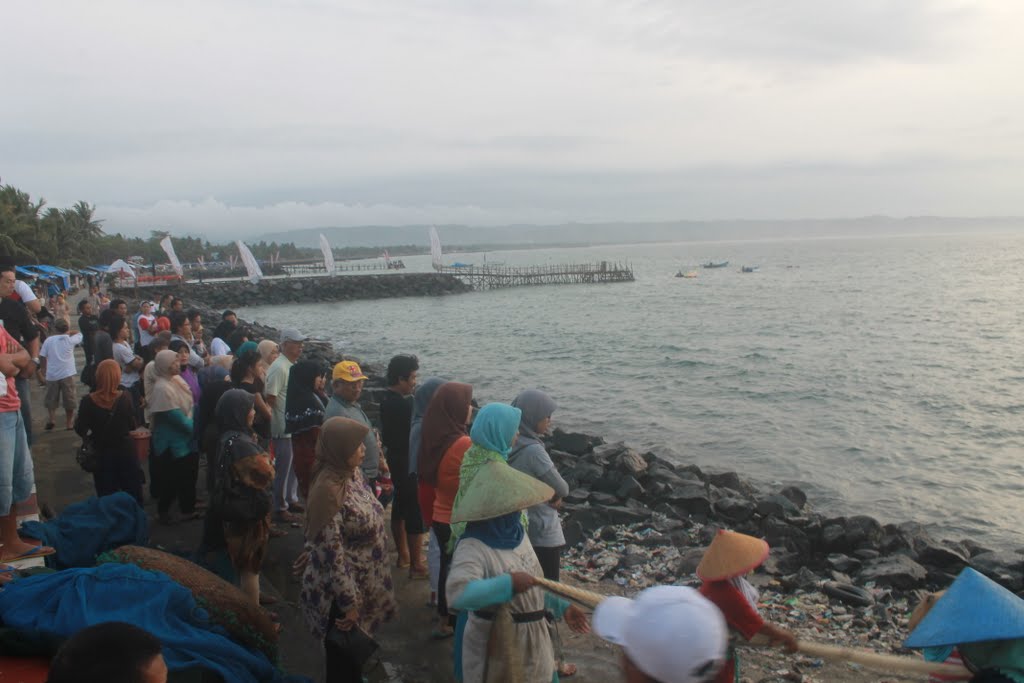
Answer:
[{"left": 742, "top": 352, "right": 774, "bottom": 361}]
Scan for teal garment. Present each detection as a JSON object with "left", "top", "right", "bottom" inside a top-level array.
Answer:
[
  {"left": 961, "top": 640, "right": 1024, "bottom": 683},
  {"left": 452, "top": 574, "right": 513, "bottom": 611},
  {"left": 237, "top": 340, "right": 258, "bottom": 357},
  {"left": 468, "top": 403, "right": 522, "bottom": 457},
  {"left": 923, "top": 646, "right": 955, "bottom": 663},
  {"left": 152, "top": 408, "right": 194, "bottom": 458},
  {"left": 451, "top": 575, "right": 569, "bottom": 683}
]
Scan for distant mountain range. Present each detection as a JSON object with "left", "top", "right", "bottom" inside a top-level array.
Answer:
[{"left": 259, "top": 216, "right": 1024, "bottom": 249}]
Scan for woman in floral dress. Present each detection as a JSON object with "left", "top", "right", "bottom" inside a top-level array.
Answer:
[{"left": 300, "top": 416, "right": 397, "bottom": 681}]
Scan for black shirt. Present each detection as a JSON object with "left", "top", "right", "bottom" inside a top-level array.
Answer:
[
  {"left": 0, "top": 298, "right": 39, "bottom": 346},
  {"left": 79, "top": 313, "right": 99, "bottom": 349},
  {"left": 379, "top": 389, "right": 413, "bottom": 478},
  {"left": 74, "top": 393, "right": 136, "bottom": 451}
]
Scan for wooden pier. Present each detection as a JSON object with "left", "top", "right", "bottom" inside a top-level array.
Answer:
[{"left": 435, "top": 261, "right": 634, "bottom": 290}]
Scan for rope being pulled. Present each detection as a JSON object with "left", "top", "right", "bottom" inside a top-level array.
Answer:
[{"left": 533, "top": 577, "right": 972, "bottom": 680}]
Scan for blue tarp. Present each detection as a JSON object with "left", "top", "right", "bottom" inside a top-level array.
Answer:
[
  {"left": 0, "top": 564, "right": 299, "bottom": 682},
  {"left": 29, "top": 265, "right": 71, "bottom": 290},
  {"left": 19, "top": 493, "right": 148, "bottom": 569}
]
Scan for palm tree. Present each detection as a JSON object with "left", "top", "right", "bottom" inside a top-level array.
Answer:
[{"left": 0, "top": 184, "right": 44, "bottom": 261}]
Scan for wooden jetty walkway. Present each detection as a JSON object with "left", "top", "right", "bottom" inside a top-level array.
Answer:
[{"left": 435, "top": 260, "right": 634, "bottom": 290}]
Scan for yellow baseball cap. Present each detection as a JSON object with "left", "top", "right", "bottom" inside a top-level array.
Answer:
[{"left": 332, "top": 360, "right": 368, "bottom": 382}]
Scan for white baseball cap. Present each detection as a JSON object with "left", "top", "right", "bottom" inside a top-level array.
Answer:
[{"left": 593, "top": 586, "right": 728, "bottom": 683}]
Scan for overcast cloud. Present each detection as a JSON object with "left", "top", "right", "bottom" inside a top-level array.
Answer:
[{"left": 2, "top": 0, "right": 1021, "bottom": 239}]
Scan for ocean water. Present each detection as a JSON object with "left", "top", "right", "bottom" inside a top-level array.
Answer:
[{"left": 239, "top": 232, "right": 1024, "bottom": 549}]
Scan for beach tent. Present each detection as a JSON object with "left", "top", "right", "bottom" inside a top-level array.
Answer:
[
  {"left": 28, "top": 265, "right": 71, "bottom": 290},
  {"left": 107, "top": 259, "right": 136, "bottom": 276}
]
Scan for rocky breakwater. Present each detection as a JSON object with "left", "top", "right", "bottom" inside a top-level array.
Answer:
[
  {"left": 120, "top": 272, "right": 470, "bottom": 309},
  {"left": 544, "top": 428, "right": 1023, "bottom": 651}
]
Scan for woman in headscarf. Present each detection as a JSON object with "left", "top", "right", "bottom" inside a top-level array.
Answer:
[
  {"left": 202, "top": 389, "right": 274, "bottom": 605},
  {"left": 149, "top": 349, "right": 198, "bottom": 524},
  {"left": 256, "top": 340, "right": 279, "bottom": 380},
  {"left": 508, "top": 389, "right": 575, "bottom": 677},
  {"left": 419, "top": 382, "right": 473, "bottom": 638},
  {"left": 285, "top": 360, "right": 327, "bottom": 499},
  {"left": 169, "top": 339, "right": 201, "bottom": 407},
  {"left": 300, "top": 417, "right": 397, "bottom": 682},
  {"left": 507, "top": 390, "right": 568, "bottom": 580},
  {"left": 449, "top": 402, "right": 525, "bottom": 547},
  {"left": 408, "top": 377, "right": 447, "bottom": 608},
  {"left": 231, "top": 350, "right": 272, "bottom": 444},
  {"left": 446, "top": 459, "right": 590, "bottom": 683},
  {"left": 74, "top": 359, "right": 142, "bottom": 503}
]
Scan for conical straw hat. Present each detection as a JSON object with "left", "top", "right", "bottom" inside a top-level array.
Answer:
[
  {"left": 696, "top": 530, "right": 770, "bottom": 581},
  {"left": 450, "top": 460, "right": 555, "bottom": 523},
  {"left": 904, "top": 567, "right": 1024, "bottom": 648}
]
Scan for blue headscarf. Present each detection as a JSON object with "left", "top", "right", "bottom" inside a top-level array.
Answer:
[
  {"left": 468, "top": 403, "right": 522, "bottom": 458},
  {"left": 461, "top": 511, "right": 524, "bottom": 550},
  {"left": 408, "top": 376, "right": 446, "bottom": 474}
]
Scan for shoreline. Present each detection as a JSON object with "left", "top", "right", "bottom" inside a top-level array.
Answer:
[
  {"left": 162, "top": 292, "right": 1021, "bottom": 599},
  {"left": 120, "top": 289, "right": 1022, "bottom": 680}
]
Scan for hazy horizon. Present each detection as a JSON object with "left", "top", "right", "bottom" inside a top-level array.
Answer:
[{"left": 4, "top": 1, "right": 1023, "bottom": 239}]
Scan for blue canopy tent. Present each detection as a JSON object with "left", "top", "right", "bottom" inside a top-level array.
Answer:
[{"left": 29, "top": 265, "right": 71, "bottom": 291}]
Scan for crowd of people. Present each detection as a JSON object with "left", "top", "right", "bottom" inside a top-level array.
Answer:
[{"left": 1, "top": 262, "right": 1020, "bottom": 683}]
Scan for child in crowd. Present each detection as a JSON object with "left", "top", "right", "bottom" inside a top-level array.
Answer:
[{"left": 696, "top": 530, "right": 798, "bottom": 683}]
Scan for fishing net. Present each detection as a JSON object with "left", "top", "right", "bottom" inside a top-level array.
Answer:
[{"left": 97, "top": 545, "right": 278, "bottom": 660}]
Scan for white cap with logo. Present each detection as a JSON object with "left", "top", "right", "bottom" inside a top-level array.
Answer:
[{"left": 593, "top": 586, "right": 728, "bottom": 683}]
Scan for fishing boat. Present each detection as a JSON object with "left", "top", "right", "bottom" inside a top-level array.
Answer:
[
  {"left": 741, "top": 265, "right": 759, "bottom": 273},
  {"left": 676, "top": 270, "right": 698, "bottom": 278},
  {"left": 702, "top": 261, "right": 729, "bottom": 269}
]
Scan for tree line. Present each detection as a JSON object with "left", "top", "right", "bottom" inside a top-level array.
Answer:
[{"left": 0, "top": 180, "right": 311, "bottom": 268}]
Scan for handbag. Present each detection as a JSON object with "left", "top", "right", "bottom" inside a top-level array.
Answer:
[
  {"left": 77, "top": 394, "right": 126, "bottom": 473},
  {"left": 324, "top": 623, "right": 380, "bottom": 671}
]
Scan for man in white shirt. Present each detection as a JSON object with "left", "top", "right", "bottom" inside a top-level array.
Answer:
[
  {"left": 38, "top": 318, "right": 83, "bottom": 431},
  {"left": 12, "top": 280, "right": 41, "bottom": 315},
  {"left": 265, "top": 327, "right": 306, "bottom": 522},
  {"left": 136, "top": 301, "right": 157, "bottom": 350}
]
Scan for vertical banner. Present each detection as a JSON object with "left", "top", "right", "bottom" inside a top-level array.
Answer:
[
  {"left": 160, "top": 236, "right": 184, "bottom": 278},
  {"left": 429, "top": 226, "right": 442, "bottom": 270},
  {"left": 236, "top": 240, "right": 264, "bottom": 284},
  {"left": 319, "top": 234, "right": 336, "bottom": 275}
]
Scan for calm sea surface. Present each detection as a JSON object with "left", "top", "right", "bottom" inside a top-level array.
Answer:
[{"left": 240, "top": 233, "right": 1024, "bottom": 549}]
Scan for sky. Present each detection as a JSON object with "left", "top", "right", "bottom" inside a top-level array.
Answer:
[{"left": 3, "top": 0, "right": 1023, "bottom": 239}]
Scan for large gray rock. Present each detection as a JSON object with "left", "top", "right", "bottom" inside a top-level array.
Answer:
[
  {"left": 778, "top": 485, "right": 808, "bottom": 509},
  {"left": 970, "top": 551, "right": 1024, "bottom": 591},
  {"left": 756, "top": 494, "right": 801, "bottom": 519},
  {"left": 550, "top": 429, "right": 601, "bottom": 456},
  {"left": 715, "top": 496, "right": 756, "bottom": 523},
  {"left": 614, "top": 449, "right": 648, "bottom": 476},
  {"left": 663, "top": 482, "right": 712, "bottom": 515},
  {"left": 916, "top": 538, "right": 969, "bottom": 571},
  {"left": 763, "top": 517, "right": 811, "bottom": 556},
  {"left": 844, "top": 515, "right": 884, "bottom": 551},
  {"left": 706, "top": 471, "right": 757, "bottom": 497},
  {"left": 858, "top": 555, "right": 927, "bottom": 589}
]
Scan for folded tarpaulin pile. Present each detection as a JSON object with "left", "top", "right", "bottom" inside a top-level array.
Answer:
[
  {"left": 19, "top": 493, "right": 148, "bottom": 569},
  {"left": 0, "top": 563, "right": 307, "bottom": 683}
]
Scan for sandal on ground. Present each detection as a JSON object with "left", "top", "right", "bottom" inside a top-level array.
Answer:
[
  {"left": 44, "top": 423, "right": 55, "bottom": 431},
  {"left": 288, "top": 503, "right": 305, "bottom": 513},
  {"left": 557, "top": 663, "right": 578, "bottom": 678},
  {"left": 431, "top": 625, "right": 454, "bottom": 640},
  {"left": 396, "top": 558, "right": 411, "bottom": 569},
  {"left": 408, "top": 568, "right": 429, "bottom": 580}
]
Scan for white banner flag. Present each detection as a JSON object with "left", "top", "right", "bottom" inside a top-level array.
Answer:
[
  {"left": 236, "top": 240, "right": 264, "bottom": 284},
  {"left": 160, "top": 236, "right": 184, "bottom": 277},
  {"left": 429, "top": 226, "right": 443, "bottom": 270},
  {"left": 319, "top": 234, "right": 336, "bottom": 275}
]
